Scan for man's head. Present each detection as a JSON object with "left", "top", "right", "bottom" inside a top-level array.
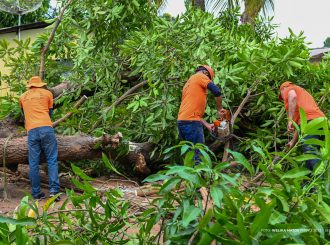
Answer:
[
  {"left": 196, "top": 65, "right": 214, "bottom": 80},
  {"left": 26, "top": 76, "right": 47, "bottom": 89},
  {"left": 278, "top": 81, "right": 293, "bottom": 100}
]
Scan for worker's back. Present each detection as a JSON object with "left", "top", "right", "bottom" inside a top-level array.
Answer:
[
  {"left": 20, "top": 88, "right": 53, "bottom": 131},
  {"left": 282, "top": 84, "right": 325, "bottom": 123},
  {"left": 178, "top": 73, "right": 211, "bottom": 121}
]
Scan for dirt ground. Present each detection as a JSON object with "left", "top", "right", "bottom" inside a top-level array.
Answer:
[{"left": 0, "top": 174, "right": 155, "bottom": 216}]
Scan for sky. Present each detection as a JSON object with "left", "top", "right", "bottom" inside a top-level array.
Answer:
[{"left": 162, "top": 0, "right": 330, "bottom": 48}]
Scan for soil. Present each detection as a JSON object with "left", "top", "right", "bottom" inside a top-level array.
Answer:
[{"left": 0, "top": 174, "right": 155, "bottom": 216}]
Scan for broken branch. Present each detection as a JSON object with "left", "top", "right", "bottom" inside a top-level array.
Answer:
[
  {"left": 39, "top": 0, "right": 74, "bottom": 79},
  {"left": 53, "top": 95, "right": 88, "bottom": 127},
  {"left": 90, "top": 80, "right": 148, "bottom": 131}
]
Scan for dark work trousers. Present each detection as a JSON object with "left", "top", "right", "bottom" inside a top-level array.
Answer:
[
  {"left": 177, "top": 120, "right": 205, "bottom": 164},
  {"left": 302, "top": 134, "right": 322, "bottom": 171}
]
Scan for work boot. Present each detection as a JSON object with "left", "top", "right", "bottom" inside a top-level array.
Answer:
[
  {"left": 50, "top": 193, "right": 61, "bottom": 202},
  {"left": 33, "top": 192, "right": 46, "bottom": 200}
]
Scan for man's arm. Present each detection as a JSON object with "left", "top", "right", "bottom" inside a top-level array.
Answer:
[
  {"left": 207, "top": 82, "right": 225, "bottom": 114},
  {"left": 287, "top": 130, "right": 299, "bottom": 149},
  {"left": 287, "top": 89, "right": 297, "bottom": 132},
  {"left": 201, "top": 119, "right": 213, "bottom": 132}
]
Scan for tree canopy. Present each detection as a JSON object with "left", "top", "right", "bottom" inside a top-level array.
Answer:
[
  {"left": 324, "top": 36, "right": 330, "bottom": 47},
  {"left": 0, "top": 1, "right": 329, "bottom": 243}
]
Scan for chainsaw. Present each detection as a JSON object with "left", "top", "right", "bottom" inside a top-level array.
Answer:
[{"left": 211, "top": 109, "right": 231, "bottom": 141}]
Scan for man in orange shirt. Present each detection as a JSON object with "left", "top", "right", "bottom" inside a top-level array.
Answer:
[
  {"left": 20, "top": 76, "right": 60, "bottom": 200},
  {"left": 279, "top": 81, "right": 326, "bottom": 170},
  {"left": 177, "top": 65, "right": 226, "bottom": 149}
]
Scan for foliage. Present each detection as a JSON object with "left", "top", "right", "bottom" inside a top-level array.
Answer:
[
  {"left": 0, "top": 0, "right": 54, "bottom": 28},
  {"left": 0, "top": 115, "right": 329, "bottom": 244},
  {"left": 1, "top": 2, "right": 330, "bottom": 155},
  {"left": 324, "top": 37, "right": 330, "bottom": 47}
]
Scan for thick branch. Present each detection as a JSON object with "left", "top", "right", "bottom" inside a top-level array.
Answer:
[
  {"left": 0, "top": 133, "right": 122, "bottom": 166},
  {"left": 53, "top": 95, "right": 88, "bottom": 127},
  {"left": 49, "top": 81, "right": 72, "bottom": 98},
  {"left": 230, "top": 82, "right": 257, "bottom": 127},
  {"left": 90, "top": 80, "right": 148, "bottom": 131},
  {"left": 222, "top": 80, "right": 258, "bottom": 162},
  {"left": 39, "top": 0, "right": 73, "bottom": 79}
]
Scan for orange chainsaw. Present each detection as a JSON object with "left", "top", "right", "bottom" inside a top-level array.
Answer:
[{"left": 211, "top": 109, "right": 231, "bottom": 141}]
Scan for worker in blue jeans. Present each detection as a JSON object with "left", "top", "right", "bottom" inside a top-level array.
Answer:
[
  {"left": 177, "top": 65, "right": 227, "bottom": 164},
  {"left": 20, "top": 76, "right": 60, "bottom": 201}
]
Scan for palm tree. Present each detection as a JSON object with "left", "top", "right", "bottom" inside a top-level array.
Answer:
[
  {"left": 193, "top": 0, "right": 206, "bottom": 11},
  {"left": 158, "top": 0, "right": 274, "bottom": 24}
]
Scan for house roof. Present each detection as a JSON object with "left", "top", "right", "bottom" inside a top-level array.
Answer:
[
  {"left": 310, "top": 47, "right": 330, "bottom": 57},
  {"left": 0, "top": 21, "right": 50, "bottom": 35}
]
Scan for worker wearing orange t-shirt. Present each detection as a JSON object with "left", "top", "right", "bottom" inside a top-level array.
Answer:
[
  {"left": 20, "top": 76, "right": 60, "bottom": 200},
  {"left": 279, "top": 81, "right": 326, "bottom": 170},
  {"left": 177, "top": 65, "right": 227, "bottom": 148}
]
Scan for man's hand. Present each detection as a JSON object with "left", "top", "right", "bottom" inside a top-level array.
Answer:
[
  {"left": 201, "top": 119, "right": 213, "bottom": 132},
  {"left": 286, "top": 139, "right": 296, "bottom": 149},
  {"left": 205, "top": 123, "right": 214, "bottom": 132},
  {"left": 287, "top": 121, "right": 294, "bottom": 132},
  {"left": 218, "top": 108, "right": 227, "bottom": 119}
]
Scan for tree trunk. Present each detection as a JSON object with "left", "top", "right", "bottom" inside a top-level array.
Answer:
[
  {"left": 241, "top": 0, "right": 264, "bottom": 24},
  {"left": 49, "top": 81, "right": 72, "bottom": 98},
  {"left": 193, "top": 0, "right": 205, "bottom": 11},
  {"left": 0, "top": 133, "right": 122, "bottom": 166}
]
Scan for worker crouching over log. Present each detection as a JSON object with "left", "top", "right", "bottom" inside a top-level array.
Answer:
[{"left": 19, "top": 76, "right": 60, "bottom": 201}]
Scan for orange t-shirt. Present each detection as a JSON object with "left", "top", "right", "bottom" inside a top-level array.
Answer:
[
  {"left": 19, "top": 88, "right": 53, "bottom": 131},
  {"left": 178, "top": 73, "right": 211, "bottom": 121},
  {"left": 282, "top": 84, "right": 325, "bottom": 124}
]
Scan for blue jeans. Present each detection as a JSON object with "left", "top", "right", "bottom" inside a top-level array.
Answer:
[
  {"left": 177, "top": 121, "right": 205, "bottom": 164},
  {"left": 28, "top": 126, "right": 60, "bottom": 197},
  {"left": 302, "top": 135, "right": 321, "bottom": 171},
  {"left": 177, "top": 121, "right": 205, "bottom": 144}
]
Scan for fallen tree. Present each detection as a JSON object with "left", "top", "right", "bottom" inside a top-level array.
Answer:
[{"left": 0, "top": 133, "right": 122, "bottom": 166}]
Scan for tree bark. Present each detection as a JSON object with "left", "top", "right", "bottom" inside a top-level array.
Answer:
[
  {"left": 0, "top": 133, "right": 122, "bottom": 166},
  {"left": 193, "top": 0, "right": 205, "bottom": 11},
  {"left": 49, "top": 81, "right": 72, "bottom": 99},
  {"left": 39, "top": 0, "right": 73, "bottom": 79},
  {"left": 241, "top": 0, "right": 264, "bottom": 24}
]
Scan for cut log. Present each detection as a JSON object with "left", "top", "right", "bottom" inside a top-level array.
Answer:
[
  {"left": 0, "top": 133, "right": 122, "bottom": 166},
  {"left": 17, "top": 164, "right": 75, "bottom": 190}
]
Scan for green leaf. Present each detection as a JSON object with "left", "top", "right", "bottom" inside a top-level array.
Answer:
[
  {"left": 250, "top": 202, "right": 274, "bottom": 236},
  {"left": 306, "top": 198, "right": 330, "bottom": 223},
  {"left": 102, "top": 153, "right": 126, "bottom": 178},
  {"left": 305, "top": 117, "right": 327, "bottom": 133},
  {"left": 281, "top": 167, "right": 311, "bottom": 179},
  {"left": 184, "top": 151, "right": 195, "bottom": 167},
  {"left": 293, "top": 154, "right": 320, "bottom": 162},
  {"left": 269, "top": 210, "right": 287, "bottom": 225},
  {"left": 210, "top": 186, "right": 223, "bottom": 208},
  {"left": 299, "top": 108, "right": 307, "bottom": 133},
  {"left": 313, "top": 161, "right": 325, "bottom": 176},
  {"left": 303, "top": 138, "right": 325, "bottom": 146},
  {"left": 143, "top": 174, "right": 169, "bottom": 182},
  {"left": 198, "top": 209, "right": 213, "bottom": 230},
  {"left": 159, "top": 178, "right": 181, "bottom": 193},
  {"left": 272, "top": 193, "right": 289, "bottom": 212},
  {"left": 181, "top": 144, "right": 190, "bottom": 155},
  {"left": 0, "top": 217, "right": 36, "bottom": 226},
  {"left": 71, "top": 164, "right": 94, "bottom": 181},
  {"left": 237, "top": 212, "right": 251, "bottom": 244},
  {"left": 182, "top": 205, "right": 201, "bottom": 227},
  {"left": 227, "top": 149, "right": 253, "bottom": 175}
]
